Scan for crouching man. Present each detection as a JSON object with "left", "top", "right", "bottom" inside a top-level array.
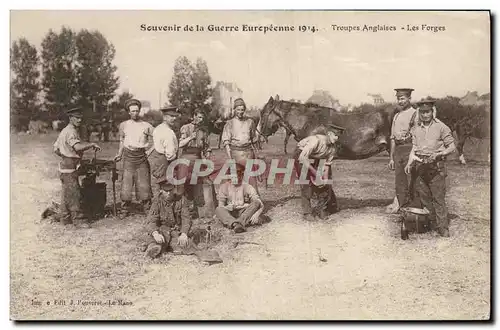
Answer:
[
  {"left": 294, "top": 126, "right": 344, "bottom": 222},
  {"left": 144, "top": 183, "right": 222, "bottom": 264},
  {"left": 215, "top": 163, "right": 265, "bottom": 234}
]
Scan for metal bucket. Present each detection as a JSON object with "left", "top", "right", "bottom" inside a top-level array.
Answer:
[{"left": 400, "top": 207, "right": 430, "bottom": 240}]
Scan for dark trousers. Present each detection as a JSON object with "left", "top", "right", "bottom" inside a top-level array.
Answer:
[
  {"left": 293, "top": 149, "right": 338, "bottom": 216},
  {"left": 60, "top": 172, "right": 87, "bottom": 224},
  {"left": 215, "top": 201, "right": 261, "bottom": 227},
  {"left": 394, "top": 144, "right": 417, "bottom": 207},
  {"left": 300, "top": 184, "right": 338, "bottom": 217},
  {"left": 176, "top": 151, "right": 205, "bottom": 219},
  {"left": 415, "top": 161, "right": 448, "bottom": 231}
]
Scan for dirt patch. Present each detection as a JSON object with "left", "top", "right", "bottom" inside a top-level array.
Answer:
[{"left": 10, "top": 132, "right": 490, "bottom": 320}]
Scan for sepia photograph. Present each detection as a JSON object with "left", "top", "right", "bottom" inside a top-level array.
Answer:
[{"left": 9, "top": 10, "right": 491, "bottom": 320}]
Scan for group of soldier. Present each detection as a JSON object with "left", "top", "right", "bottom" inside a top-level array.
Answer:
[
  {"left": 53, "top": 97, "right": 267, "bottom": 261},
  {"left": 52, "top": 87, "right": 456, "bottom": 262},
  {"left": 387, "top": 88, "right": 456, "bottom": 238}
]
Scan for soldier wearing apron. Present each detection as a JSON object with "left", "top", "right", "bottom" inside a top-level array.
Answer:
[
  {"left": 387, "top": 88, "right": 418, "bottom": 213},
  {"left": 178, "top": 110, "right": 212, "bottom": 219},
  {"left": 53, "top": 107, "right": 101, "bottom": 229},
  {"left": 405, "top": 99, "right": 456, "bottom": 237},
  {"left": 148, "top": 106, "right": 181, "bottom": 191},
  {"left": 221, "top": 98, "right": 260, "bottom": 193},
  {"left": 114, "top": 99, "right": 154, "bottom": 216},
  {"left": 293, "top": 127, "right": 344, "bottom": 222}
]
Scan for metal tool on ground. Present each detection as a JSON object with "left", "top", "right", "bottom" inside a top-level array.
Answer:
[{"left": 400, "top": 207, "right": 431, "bottom": 240}]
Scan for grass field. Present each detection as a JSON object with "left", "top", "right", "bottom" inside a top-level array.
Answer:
[{"left": 10, "top": 130, "right": 490, "bottom": 320}]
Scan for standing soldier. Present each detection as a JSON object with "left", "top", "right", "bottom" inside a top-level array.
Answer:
[
  {"left": 294, "top": 127, "right": 344, "bottom": 222},
  {"left": 178, "top": 110, "right": 212, "bottom": 219},
  {"left": 53, "top": 107, "right": 101, "bottom": 229},
  {"left": 148, "top": 106, "right": 181, "bottom": 193},
  {"left": 387, "top": 88, "right": 418, "bottom": 213},
  {"left": 405, "top": 99, "right": 456, "bottom": 237},
  {"left": 114, "top": 99, "right": 154, "bottom": 216},
  {"left": 221, "top": 98, "right": 261, "bottom": 192}
]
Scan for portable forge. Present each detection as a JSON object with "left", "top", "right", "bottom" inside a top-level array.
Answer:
[{"left": 79, "top": 152, "right": 118, "bottom": 221}]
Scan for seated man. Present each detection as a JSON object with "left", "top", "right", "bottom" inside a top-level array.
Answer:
[
  {"left": 215, "top": 163, "right": 265, "bottom": 234},
  {"left": 144, "top": 183, "right": 222, "bottom": 264}
]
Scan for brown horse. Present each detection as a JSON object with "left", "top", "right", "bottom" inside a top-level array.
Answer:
[{"left": 258, "top": 95, "right": 393, "bottom": 160}]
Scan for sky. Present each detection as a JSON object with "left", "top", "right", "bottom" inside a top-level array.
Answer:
[{"left": 10, "top": 10, "right": 490, "bottom": 108}]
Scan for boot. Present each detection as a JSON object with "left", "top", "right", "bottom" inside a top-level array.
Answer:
[
  {"left": 145, "top": 243, "right": 163, "bottom": 259},
  {"left": 438, "top": 228, "right": 450, "bottom": 237},
  {"left": 232, "top": 222, "right": 246, "bottom": 234}
]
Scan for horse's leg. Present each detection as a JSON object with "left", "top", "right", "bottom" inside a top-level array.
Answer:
[
  {"left": 218, "top": 131, "right": 222, "bottom": 149},
  {"left": 456, "top": 130, "right": 467, "bottom": 165},
  {"left": 283, "top": 130, "right": 290, "bottom": 154}
]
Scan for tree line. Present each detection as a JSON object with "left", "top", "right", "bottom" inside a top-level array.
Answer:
[{"left": 10, "top": 26, "right": 214, "bottom": 132}]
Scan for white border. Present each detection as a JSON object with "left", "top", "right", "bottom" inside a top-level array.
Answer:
[{"left": 2, "top": 0, "right": 497, "bottom": 328}]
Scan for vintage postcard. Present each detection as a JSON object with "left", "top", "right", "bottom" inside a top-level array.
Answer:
[{"left": 10, "top": 10, "right": 491, "bottom": 320}]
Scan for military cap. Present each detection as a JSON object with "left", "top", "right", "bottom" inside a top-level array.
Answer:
[
  {"left": 160, "top": 106, "right": 181, "bottom": 116},
  {"left": 124, "top": 98, "right": 142, "bottom": 110},
  {"left": 416, "top": 98, "right": 436, "bottom": 111},
  {"left": 326, "top": 123, "right": 346, "bottom": 134},
  {"left": 394, "top": 88, "right": 414, "bottom": 97},
  {"left": 233, "top": 98, "right": 247, "bottom": 109},
  {"left": 66, "top": 107, "right": 83, "bottom": 118}
]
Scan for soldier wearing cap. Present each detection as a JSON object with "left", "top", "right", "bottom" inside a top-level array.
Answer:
[
  {"left": 405, "top": 99, "right": 456, "bottom": 237},
  {"left": 387, "top": 88, "right": 418, "bottom": 213},
  {"left": 177, "top": 110, "right": 212, "bottom": 219},
  {"left": 148, "top": 106, "right": 181, "bottom": 191},
  {"left": 142, "top": 182, "right": 222, "bottom": 264},
  {"left": 114, "top": 99, "right": 154, "bottom": 216},
  {"left": 53, "top": 107, "right": 101, "bottom": 229},
  {"left": 293, "top": 126, "right": 344, "bottom": 222},
  {"left": 221, "top": 98, "right": 260, "bottom": 193}
]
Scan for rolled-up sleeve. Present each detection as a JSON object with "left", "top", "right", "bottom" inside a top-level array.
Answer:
[
  {"left": 180, "top": 125, "right": 188, "bottom": 140},
  {"left": 245, "top": 184, "right": 261, "bottom": 203},
  {"left": 217, "top": 183, "right": 228, "bottom": 205},
  {"left": 163, "top": 130, "right": 178, "bottom": 161},
  {"left": 411, "top": 127, "right": 417, "bottom": 147},
  {"left": 221, "top": 121, "right": 232, "bottom": 147},
  {"left": 67, "top": 131, "right": 81, "bottom": 148},
  {"left": 119, "top": 122, "right": 126, "bottom": 143},
  {"left": 298, "top": 137, "right": 318, "bottom": 163},
  {"left": 441, "top": 124, "right": 455, "bottom": 147}
]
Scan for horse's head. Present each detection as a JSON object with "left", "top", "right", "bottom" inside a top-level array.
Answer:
[{"left": 258, "top": 95, "right": 282, "bottom": 138}]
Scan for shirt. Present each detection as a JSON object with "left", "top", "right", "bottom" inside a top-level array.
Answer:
[
  {"left": 391, "top": 107, "right": 417, "bottom": 140},
  {"left": 152, "top": 123, "right": 178, "bottom": 161},
  {"left": 296, "top": 135, "right": 337, "bottom": 165},
  {"left": 53, "top": 124, "right": 82, "bottom": 159},
  {"left": 221, "top": 117, "right": 256, "bottom": 148},
  {"left": 119, "top": 119, "right": 153, "bottom": 150},
  {"left": 180, "top": 123, "right": 209, "bottom": 150},
  {"left": 217, "top": 182, "right": 261, "bottom": 208},
  {"left": 411, "top": 119, "right": 455, "bottom": 155}
]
